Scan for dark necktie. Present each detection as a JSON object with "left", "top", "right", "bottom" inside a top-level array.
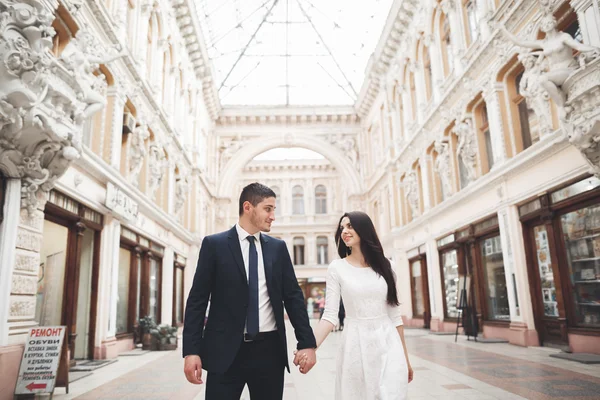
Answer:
[{"left": 246, "top": 236, "right": 259, "bottom": 337}]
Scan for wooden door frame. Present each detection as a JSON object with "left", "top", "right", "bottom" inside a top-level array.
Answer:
[
  {"left": 408, "top": 254, "right": 431, "bottom": 327},
  {"left": 521, "top": 214, "right": 569, "bottom": 345},
  {"left": 44, "top": 203, "right": 102, "bottom": 361}
]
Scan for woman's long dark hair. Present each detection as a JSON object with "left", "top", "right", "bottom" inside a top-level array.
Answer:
[{"left": 335, "top": 211, "right": 399, "bottom": 306}]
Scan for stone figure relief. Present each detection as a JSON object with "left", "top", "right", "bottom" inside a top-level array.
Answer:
[
  {"left": 60, "top": 30, "right": 127, "bottom": 122},
  {"left": 434, "top": 139, "right": 454, "bottom": 198},
  {"left": 517, "top": 53, "right": 554, "bottom": 137},
  {"left": 326, "top": 133, "right": 360, "bottom": 172},
  {"left": 498, "top": 1, "right": 600, "bottom": 120},
  {"left": 404, "top": 172, "right": 420, "bottom": 219},
  {"left": 128, "top": 122, "right": 150, "bottom": 187},
  {"left": 453, "top": 118, "right": 478, "bottom": 185},
  {"left": 148, "top": 142, "right": 167, "bottom": 200},
  {"left": 174, "top": 167, "right": 191, "bottom": 215}
]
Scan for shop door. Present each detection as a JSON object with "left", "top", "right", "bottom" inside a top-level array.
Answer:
[
  {"left": 526, "top": 223, "right": 568, "bottom": 347},
  {"left": 410, "top": 257, "right": 431, "bottom": 328}
]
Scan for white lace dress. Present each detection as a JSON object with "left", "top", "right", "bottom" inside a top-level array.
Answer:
[{"left": 321, "top": 258, "right": 408, "bottom": 400}]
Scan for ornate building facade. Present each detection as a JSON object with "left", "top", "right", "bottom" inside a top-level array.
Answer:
[
  {"left": 1, "top": 0, "right": 600, "bottom": 395},
  {"left": 355, "top": 0, "right": 600, "bottom": 354}
]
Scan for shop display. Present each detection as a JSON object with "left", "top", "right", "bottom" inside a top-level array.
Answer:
[
  {"left": 411, "top": 259, "right": 425, "bottom": 317},
  {"left": 561, "top": 204, "right": 600, "bottom": 327},
  {"left": 441, "top": 250, "right": 459, "bottom": 318},
  {"left": 534, "top": 225, "right": 559, "bottom": 317},
  {"left": 479, "top": 235, "right": 510, "bottom": 321}
]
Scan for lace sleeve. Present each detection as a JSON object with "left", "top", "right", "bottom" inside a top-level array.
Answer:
[{"left": 321, "top": 262, "right": 341, "bottom": 327}]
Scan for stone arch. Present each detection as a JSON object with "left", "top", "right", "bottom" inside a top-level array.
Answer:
[{"left": 218, "top": 135, "right": 362, "bottom": 197}]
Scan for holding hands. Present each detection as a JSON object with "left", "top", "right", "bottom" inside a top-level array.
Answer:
[{"left": 293, "top": 348, "right": 317, "bottom": 374}]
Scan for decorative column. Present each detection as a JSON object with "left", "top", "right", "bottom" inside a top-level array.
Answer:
[
  {"left": 497, "top": 206, "right": 541, "bottom": 346},
  {"left": 482, "top": 82, "right": 508, "bottom": 167},
  {"left": 440, "top": 0, "right": 464, "bottom": 75}
]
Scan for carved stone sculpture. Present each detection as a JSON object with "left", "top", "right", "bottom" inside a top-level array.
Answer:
[
  {"left": 174, "top": 168, "right": 190, "bottom": 215},
  {"left": 434, "top": 139, "right": 454, "bottom": 198},
  {"left": 518, "top": 53, "right": 554, "bottom": 137},
  {"left": 128, "top": 122, "right": 149, "bottom": 187},
  {"left": 148, "top": 142, "right": 167, "bottom": 200},
  {"left": 404, "top": 172, "right": 420, "bottom": 219},
  {"left": 499, "top": 1, "right": 600, "bottom": 119},
  {"left": 453, "top": 118, "right": 478, "bottom": 185},
  {"left": 219, "top": 138, "right": 244, "bottom": 172},
  {"left": 0, "top": 1, "right": 111, "bottom": 213}
]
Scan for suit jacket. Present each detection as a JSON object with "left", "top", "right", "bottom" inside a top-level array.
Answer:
[{"left": 182, "top": 226, "right": 316, "bottom": 373}]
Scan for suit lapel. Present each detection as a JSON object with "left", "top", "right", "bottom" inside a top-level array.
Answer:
[
  {"left": 227, "top": 226, "right": 247, "bottom": 283},
  {"left": 260, "top": 234, "right": 274, "bottom": 292}
]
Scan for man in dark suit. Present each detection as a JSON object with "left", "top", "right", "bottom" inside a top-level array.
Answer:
[{"left": 183, "top": 183, "right": 317, "bottom": 399}]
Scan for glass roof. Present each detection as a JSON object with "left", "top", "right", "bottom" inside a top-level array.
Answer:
[{"left": 196, "top": 0, "right": 393, "bottom": 106}]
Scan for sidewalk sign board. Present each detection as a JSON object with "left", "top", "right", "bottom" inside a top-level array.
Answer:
[{"left": 14, "top": 326, "right": 67, "bottom": 396}]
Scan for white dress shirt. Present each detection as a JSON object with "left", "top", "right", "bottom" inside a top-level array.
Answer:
[{"left": 236, "top": 224, "right": 277, "bottom": 332}]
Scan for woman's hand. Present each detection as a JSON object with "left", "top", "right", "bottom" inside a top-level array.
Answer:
[{"left": 408, "top": 365, "right": 414, "bottom": 383}]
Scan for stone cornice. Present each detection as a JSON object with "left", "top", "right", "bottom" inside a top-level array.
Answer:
[
  {"left": 355, "top": 0, "right": 419, "bottom": 118},
  {"left": 217, "top": 106, "right": 360, "bottom": 126},
  {"left": 170, "top": 0, "right": 221, "bottom": 120}
]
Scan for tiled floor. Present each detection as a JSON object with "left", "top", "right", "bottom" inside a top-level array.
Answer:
[{"left": 51, "top": 322, "right": 600, "bottom": 400}]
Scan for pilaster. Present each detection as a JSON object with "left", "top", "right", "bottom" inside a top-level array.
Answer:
[{"left": 483, "top": 83, "right": 508, "bottom": 167}]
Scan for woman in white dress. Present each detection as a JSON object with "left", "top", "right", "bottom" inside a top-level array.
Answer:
[{"left": 297, "top": 211, "right": 413, "bottom": 399}]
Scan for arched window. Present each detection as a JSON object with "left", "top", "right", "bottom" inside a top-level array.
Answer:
[
  {"left": 51, "top": 4, "right": 78, "bottom": 56},
  {"left": 293, "top": 237, "right": 305, "bottom": 265},
  {"left": 292, "top": 185, "right": 304, "bottom": 215},
  {"left": 271, "top": 185, "right": 281, "bottom": 216},
  {"left": 315, "top": 185, "right": 327, "bottom": 214},
  {"left": 440, "top": 13, "right": 454, "bottom": 77},
  {"left": 317, "top": 236, "right": 328, "bottom": 265},
  {"left": 509, "top": 65, "right": 541, "bottom": 151},
  {"left": 463, "top": 0, "right": 479, "bottom": 45},
  {"left": 408, "top": 70, "right": 417, "bottom": 122}
]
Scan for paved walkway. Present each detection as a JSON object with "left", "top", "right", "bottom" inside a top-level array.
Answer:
[{"left": 52, "top": 322, "right": 600, "bottom": 400}]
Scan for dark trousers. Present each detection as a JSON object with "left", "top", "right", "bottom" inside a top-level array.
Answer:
[{"left": 205, "top": 333, "right": 284, "bottom": 400}]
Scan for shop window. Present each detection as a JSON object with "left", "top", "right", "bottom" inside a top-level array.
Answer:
[
  {"left": 149, "top": 257, "right": 161, "bottom": 322},
  {"left": 478, "top": 235, "right": 510, "bottom": 321},
  {"left": 315, "top": 185, "right": 327, "bottom": 214},
  {"left": 37, "top": 220, "right": 70, "bottom": 327},
  {"left": 293, "top": 237, "right": 305, "bottom": 265},
  {"left": 292, "top": 185, "right": 304, "bottom": 215},
  {"left": 272, "top": 185, "right": 281, "bottom": 216},
  {"left": 410, "top": 259, "right": 425, "bottom": 317},
  {"left": 317, "top": 236, "right": 328, "bottom": 265},
  {"left": 117, "top": 247, "right": 132, "bottom": 334},
  {"left": 173, "top": 265, "right": 184, "bottom": 326},
  {"left": 441, "top": 249, "right": 460, "bottom": 319},
  {"left": 560, "top": 204, "right": 600, "bottom": 327},
  {"left": 551, "top": 176, "right": 600, "bottom": 204}
]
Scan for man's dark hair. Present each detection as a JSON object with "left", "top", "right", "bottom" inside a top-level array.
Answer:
[{"left": 239, "top": 183, "right": 276, "bottom": 216}]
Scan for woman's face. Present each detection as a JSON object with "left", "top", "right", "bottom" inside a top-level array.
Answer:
[{"left": 340, "top": 216, "right": 360, "bottom": 249}]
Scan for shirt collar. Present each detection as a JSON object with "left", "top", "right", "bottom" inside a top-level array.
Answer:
[{"left": 236, "top": 223, "right": 260, "bottom": 243}]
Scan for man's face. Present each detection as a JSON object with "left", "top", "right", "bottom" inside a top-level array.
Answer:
[{"left": 249, "top": 197, "right": 276, "bottom": 232}]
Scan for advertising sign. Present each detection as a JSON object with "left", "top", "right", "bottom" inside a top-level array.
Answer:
[{"left": 14, "top": 326, "right": 66, "bottom": 395}]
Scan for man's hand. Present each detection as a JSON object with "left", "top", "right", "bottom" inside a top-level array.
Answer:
[
  {"left": 184, "top": 355, "right": 204, "bottom": 384},
  {"left": 293, "top": 348, "right": 316, "bottom": 374}
]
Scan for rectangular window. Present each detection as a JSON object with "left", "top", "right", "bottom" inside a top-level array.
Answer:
[
  {"left": 484, "top": 129, "right": 494, "bottom": 170},
  {"left": 411, "top": 259, "right": 425, "bottom": 317},
  {"left": 117, "top": 247, "right": 132, "bottom": 333},
  {"left": 479, "top": 235, "right": 510, "bottom": 321},
  {"left": 149, "top": 257, "right": 161, "bottom": 322},
  {"left": 294, "top": 245, "right": 305, "bottom": 265},
  {"left": 174, "top": 266, "right": 184, "bottom": 325},
  {"left": 560, "top": 204, "right": 600, "bottom": 327}
]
